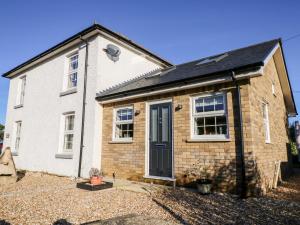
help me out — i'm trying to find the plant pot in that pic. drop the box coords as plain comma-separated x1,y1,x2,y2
90,176,102,185
196,179,212,194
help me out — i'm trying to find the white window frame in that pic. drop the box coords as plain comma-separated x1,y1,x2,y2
62,112,75,153
112,106,134,142
262,103,271,143
14,121,22,153
64,53,78,90
16,76,26,106
190,92,229,140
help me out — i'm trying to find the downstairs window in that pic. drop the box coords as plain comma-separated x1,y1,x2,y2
191,93,228,140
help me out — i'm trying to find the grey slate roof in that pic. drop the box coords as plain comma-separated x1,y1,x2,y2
97,39,280,100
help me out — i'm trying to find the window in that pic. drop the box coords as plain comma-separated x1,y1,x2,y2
272,81,276,96
262,103,270,143
196,53,228,65
14,121,22,152
16,76,26,106
66,53,78,89
113,107,133,141
192,93,228,140
62,113,75,152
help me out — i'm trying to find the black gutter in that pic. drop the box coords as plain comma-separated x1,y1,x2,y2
96,64,263,101
231,71,247,198
78,37,89,178
2,24,172,78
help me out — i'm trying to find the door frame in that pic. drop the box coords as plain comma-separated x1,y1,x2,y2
145,98,174,179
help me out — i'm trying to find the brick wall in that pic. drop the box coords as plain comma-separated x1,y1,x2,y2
101,58,290,194
102,81,252,192
247,57,290,194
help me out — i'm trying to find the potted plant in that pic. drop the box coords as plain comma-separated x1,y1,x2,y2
89,168,103,185
195,167,212,194
187,164,212,194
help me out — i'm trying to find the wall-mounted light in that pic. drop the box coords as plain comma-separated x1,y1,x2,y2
175,104,183,111
135,110,141,116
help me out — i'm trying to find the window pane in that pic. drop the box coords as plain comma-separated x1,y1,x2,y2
217,125,227,134
64,134,73,151
215,95,224,111
195,117,204,126
196,127,204,135
68,72,77,88
204,97,214,112
127,109,133,120
69,55,78,71
65,115,75,131
151,108,158,142
115,123,133,138
128,130,133,138
116,108,133,121
195,98,204,113
162,107,169,142
205,126,216,135
216,116,226,125
205,117,215,126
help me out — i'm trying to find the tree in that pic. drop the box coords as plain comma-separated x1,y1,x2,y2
0,123,4,142
289,123,296,142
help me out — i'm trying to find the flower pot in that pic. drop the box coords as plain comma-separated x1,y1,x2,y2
90,176,102,185
196,179,212,194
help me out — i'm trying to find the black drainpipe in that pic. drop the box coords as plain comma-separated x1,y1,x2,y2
78,37,89,178
231,71,247,198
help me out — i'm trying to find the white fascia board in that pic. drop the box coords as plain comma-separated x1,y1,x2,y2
98,69,263,104
263,43,280,65
99,77,232,104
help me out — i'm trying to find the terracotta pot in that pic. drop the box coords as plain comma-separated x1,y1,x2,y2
90,176,102,185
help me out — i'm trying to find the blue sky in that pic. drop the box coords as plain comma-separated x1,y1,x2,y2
0,0,299,125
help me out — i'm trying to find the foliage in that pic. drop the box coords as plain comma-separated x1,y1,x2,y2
187,160,211,180
289,123,296,142
89,168,101,178
0,123,4,142
290,142,298,156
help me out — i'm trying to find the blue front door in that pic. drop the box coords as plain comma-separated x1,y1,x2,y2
149,102,172,178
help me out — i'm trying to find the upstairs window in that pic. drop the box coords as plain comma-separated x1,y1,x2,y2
262,103,271,143
113,107,133,141
66,53,78,89
16,76,26,106
191,93,228,140
62,113,75,153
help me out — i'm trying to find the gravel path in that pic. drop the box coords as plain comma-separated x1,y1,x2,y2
0,171,300,225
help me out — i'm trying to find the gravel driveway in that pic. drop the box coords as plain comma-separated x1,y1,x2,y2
0,171,300,225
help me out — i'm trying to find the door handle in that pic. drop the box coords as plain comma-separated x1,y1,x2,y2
155,144,166,146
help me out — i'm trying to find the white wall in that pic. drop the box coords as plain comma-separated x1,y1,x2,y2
3,33,163,177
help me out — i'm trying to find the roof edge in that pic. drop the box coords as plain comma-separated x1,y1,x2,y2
96,64,263,102
2,24,173,78
278,39,298,115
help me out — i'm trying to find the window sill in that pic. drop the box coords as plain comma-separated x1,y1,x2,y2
14,104,23,109
55,153,73,159
186,138,231,143
109,140,133,144
59,88,77,97
11,152,18,156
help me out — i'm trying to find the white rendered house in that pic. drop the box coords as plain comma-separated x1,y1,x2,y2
2,24,171,178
